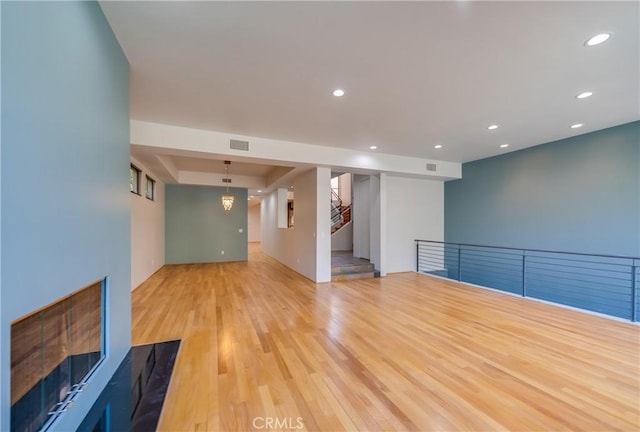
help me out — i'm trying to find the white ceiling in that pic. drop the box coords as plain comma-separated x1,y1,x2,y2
102,1,639,165
130,143,303,197
171,156,276,176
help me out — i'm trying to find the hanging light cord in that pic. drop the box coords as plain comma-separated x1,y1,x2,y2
221,160,235,211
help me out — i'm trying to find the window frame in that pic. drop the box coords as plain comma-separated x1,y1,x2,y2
130,164,141,195
145,175,156,201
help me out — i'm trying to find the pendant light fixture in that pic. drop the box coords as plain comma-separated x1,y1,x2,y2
221,160,234,211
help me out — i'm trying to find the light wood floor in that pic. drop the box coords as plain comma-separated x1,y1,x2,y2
132,244,640,431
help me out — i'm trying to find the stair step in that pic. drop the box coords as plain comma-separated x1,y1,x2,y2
331,272,375,282
331,263,375,275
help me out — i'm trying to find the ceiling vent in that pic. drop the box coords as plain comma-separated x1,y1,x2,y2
222,178,232,183
230,139,249,151
426,163,437,172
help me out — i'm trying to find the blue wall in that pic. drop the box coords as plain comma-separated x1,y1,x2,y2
443,121,640,320
165,184,248,264
1,2,130,430
445,121,640,256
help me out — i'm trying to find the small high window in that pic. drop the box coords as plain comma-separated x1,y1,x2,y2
145,175,156,201
130,164,141,194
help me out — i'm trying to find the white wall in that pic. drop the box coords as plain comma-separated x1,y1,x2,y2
331,222,353,251
261,167,331,282
131,157,165,290
262,170,316,281
338,173,352,205
248,204,261,242
277,188,288,228
370,174,385,275
385,176,444,273
352,175,371,259
315,168,331,282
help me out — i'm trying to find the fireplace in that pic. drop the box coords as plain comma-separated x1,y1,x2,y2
11,279,105,432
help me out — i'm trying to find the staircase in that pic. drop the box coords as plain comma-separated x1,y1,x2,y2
331,176,376,281
339,205,351,224
331,252,379,281
331,205,351,233
331,190,351,234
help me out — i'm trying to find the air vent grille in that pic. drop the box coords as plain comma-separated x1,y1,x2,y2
426,163,437,172
222,178,232,183
230,139,249,151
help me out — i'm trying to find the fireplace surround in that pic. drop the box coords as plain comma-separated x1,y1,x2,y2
11,279,105,432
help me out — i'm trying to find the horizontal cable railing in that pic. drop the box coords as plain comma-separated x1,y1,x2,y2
415,239,640,322
330,204,343,229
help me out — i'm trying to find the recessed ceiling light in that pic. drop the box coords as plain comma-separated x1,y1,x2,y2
369,145,377,150
576,91,593,99
290,185,294,189
585,33,611,46
434,145,443,149
488,124,499,130
333,89,345,97
250,195,254,198
571,123,584,129
500,144,509,148
257,190,263,193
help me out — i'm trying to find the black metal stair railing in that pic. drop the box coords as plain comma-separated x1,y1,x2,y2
331,204,343,230
415,239,640,322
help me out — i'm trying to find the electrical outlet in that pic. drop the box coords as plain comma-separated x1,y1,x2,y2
221,250,225,255
239,228,243,233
